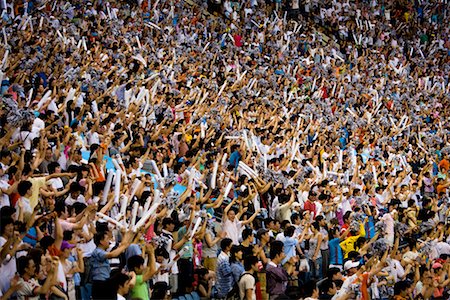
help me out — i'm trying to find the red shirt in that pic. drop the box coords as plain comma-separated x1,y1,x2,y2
303,200,316,218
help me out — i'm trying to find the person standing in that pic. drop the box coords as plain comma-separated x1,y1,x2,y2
216,238,234,299
239,255,259,300
266,241,289,300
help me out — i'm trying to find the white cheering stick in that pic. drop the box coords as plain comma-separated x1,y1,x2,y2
242,130,251,149
1,49,8,69
82,37,87,51
2,27,7,45
189,217,202,240
307,161,322,177
221,153,228,166
133,200,160,232
150,160,164,186
136,36,142,50
120,195,129,226
223,182,233,199
26,88,33,107
217,80,227,98
114,171,121,204
131,201,139,227
36,90,52,110
239,162,258,178
202,42,210,53
129,179,142,200
263,153,268,171
162,163,169,178
372,165,378,183
143,195,152,213
102,170,114,205
165,247,189,270
211,161,219,189
97,212,125,229
346,108,357,118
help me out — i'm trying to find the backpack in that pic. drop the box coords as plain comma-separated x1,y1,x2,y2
226,273,252,300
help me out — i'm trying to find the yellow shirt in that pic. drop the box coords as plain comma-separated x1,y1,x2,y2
29,176,46,209
339,223,366,258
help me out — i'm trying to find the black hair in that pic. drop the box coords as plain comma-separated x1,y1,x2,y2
127,255,145,272
319,279,334,295
242,228,253,241
270,240,284,259
0,217,14,235
230,245,243,263
394,280,411,295
243,255,258,271
94,230,108,246
220,238,233,251
17,256,34,276
18,180,33,196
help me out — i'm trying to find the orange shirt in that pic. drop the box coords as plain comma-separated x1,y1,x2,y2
439,159,449,172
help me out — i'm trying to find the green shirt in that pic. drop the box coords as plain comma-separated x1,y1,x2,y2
131,274,150,300
177,226,193,259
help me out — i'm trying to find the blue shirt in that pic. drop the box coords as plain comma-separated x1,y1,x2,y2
230,261,244,284
328,238,343,266
229,151,241,168
216,252,233,298
365,216,375,239
90,248,110,281
282,237,298,264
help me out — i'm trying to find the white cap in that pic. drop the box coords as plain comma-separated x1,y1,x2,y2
344,260,360,271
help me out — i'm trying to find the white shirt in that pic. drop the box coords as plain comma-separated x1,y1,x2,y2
223,218,243,245
16,197,33,216
0,236,17,294
117,294,126,300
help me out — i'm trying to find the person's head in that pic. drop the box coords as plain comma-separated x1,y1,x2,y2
162,217,175,232
127,255,145,275
60,241,75,259
242,228,253,242
17,256,37,277
319,279,337,296
256,228,269,242
264,218,275,230
155,247,169,263
47,161,61,174
269,241,285,263
0,217,15,238
152,281,172,300
227,207,237,222
291,213,300,225
344,260,360,276
327,267,343,281
94,230,112,249
0,149,11,164
284,225,295,237
243,255,259,272
111,271,131,296
315,215,326,227
18,180,33,197
394,280,412,296
303,280,319,298
220,238,233,253
69,182,82,199
230,245,243,262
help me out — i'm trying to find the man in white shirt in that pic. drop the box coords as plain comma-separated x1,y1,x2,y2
239,255,259,300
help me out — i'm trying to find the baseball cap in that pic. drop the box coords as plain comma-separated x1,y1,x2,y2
344,260,360,271
61,240,75,251
292,202,301,208
432,262,443,269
